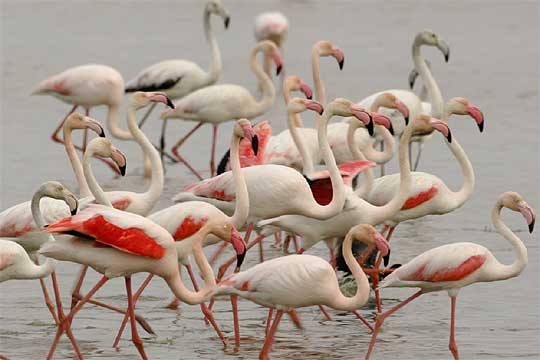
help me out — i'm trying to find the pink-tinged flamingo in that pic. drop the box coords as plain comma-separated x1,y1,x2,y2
111,119,257,345
254,11,288,81
212,224,390,359
31,64,125,174
365,191,536,360
125,0,230,149
161,40,283,179
0,113,104,238
40,138,247,359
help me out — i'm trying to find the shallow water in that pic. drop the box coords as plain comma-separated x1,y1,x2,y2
1,1,539,359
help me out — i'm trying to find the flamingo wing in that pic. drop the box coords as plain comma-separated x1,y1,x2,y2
181,173,236,202
368,172,439,209
45,204,169,259
125,60,203,93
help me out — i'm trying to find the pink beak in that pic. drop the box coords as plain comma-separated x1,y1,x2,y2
350,104,374,136
149,93,175,109
430,118,452,143
467,104,484,132
373,232,391,266
395,99,410,125
333,47,345,70
518,201,536,233
306,100,324,115
299,81,313,100
370,111,394,135
272,52,283,76
231,228,247,269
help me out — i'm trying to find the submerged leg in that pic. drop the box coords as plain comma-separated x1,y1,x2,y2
448,296,460,360
259,310,283,360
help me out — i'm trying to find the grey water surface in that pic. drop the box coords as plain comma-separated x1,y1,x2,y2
1,1,539,359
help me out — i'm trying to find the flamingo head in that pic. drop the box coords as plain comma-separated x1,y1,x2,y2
413,115,452,143
375,93,410,125
287,97,324,116
86,138,127,176
315,40,345,70
501,192,536,233
347,224,391,266
65,112,105,138
415,30,450,62
38,181,79,216
130,91,174,111
211,222,247,270
446,97,485,133
235,118,258,156
337,100,373,136
284,75,312,100
369,110,394,135
206,0,230,29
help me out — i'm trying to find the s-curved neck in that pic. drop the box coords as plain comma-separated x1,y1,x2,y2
229,131,249,228
30,189,59,272
106,104,132,141
444,137,475,210
83,151,112,207
127,105,164,211
327,232,370,310
248,45,276,117
364,99,395,164
203,10,222,86
311,48,326,106
283,84,304,128
490,203,528,280
63,125,91,198
288,108,315,175
347,121,373,198
412,41,444,118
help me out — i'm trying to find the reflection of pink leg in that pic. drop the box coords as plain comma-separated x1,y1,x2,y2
448,296,459,360
125,277,148,360
260,310,283,360
364,290,422,360
171,122,204,180
210,124,218,176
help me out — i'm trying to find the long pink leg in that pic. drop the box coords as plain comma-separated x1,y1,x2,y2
318,305,333,321
265,308,274,335
209,243,229,266
51,105,77,144
210,124,218,176
292,235,299,253
352,310,374,332
259,310,283,360
449,296,460,360
171,122,204,180
372,226,397,312
113,274,155,348
47,275,109,360
125,277,148,360
287,310,303,330
364,290,422,360
82,108,90,152
258,238,264,263
32,255,59,324
272,232,282,248
216,234,266,282
71,265,88,309
231,295,240,349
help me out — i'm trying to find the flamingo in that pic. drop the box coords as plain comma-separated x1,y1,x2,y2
125,0,230,159
254,11,288,81
111,119,257,345
161,40,283,179
364,191,536,360
212,224,390,359
40,137,247,359
310,40,344,111
256,115,452,310
31,64,125,174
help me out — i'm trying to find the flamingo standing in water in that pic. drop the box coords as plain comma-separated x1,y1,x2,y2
125,0,230,164
365,191,536,360
161,40,283,179
111,119,258,346
31,64,125,174
212,224,390,359
40,138,247,359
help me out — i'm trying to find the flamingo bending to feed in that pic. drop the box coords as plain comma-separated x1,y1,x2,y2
31,64,125,174
161,40,283,179
254,11,288,81
125,0,230,157
112,118,257,345
40,138,247,359
364,192,536,360
212,224,390,359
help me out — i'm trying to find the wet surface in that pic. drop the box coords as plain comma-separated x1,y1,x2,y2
1,1,539,359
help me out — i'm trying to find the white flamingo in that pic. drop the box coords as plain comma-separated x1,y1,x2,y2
161,40,282,179
364,191,535,360
254,11,288,81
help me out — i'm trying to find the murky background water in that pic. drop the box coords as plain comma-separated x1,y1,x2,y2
1,0,539,359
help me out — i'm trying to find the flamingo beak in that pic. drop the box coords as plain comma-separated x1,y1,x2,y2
408,68,419,89
84,117,106,137
430,118,452,143
63,190,79,216
437,39,450,62
272,52,283,76
518,201,536,233
373,232,391,266
306,100,324,115
150,93,175,109
224,16,230,29
299,81,313,100
351,105,374,136
395,99,410,125
241,123,258,156
231,228,247,270
370,111,394,135
333,47,345,70
111,147,127,176
467,104,484,133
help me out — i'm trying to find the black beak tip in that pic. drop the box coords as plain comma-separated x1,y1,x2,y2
409,80,415,89
236,251,246,269
478,121,484,133
70,208,78,216
338,59,344,71
404,116,409,125
224,17,230,29
306,94,312,100
446,130,452,143
276,65,283,76
388,123,395,136
119,165,127,176
251,135,259,156
166,98,175,109
445,53,450,63
390,263,402,270
99,129,106,138
383,252,390,267
367,119,374,136
529,219,535,233
318,108,324,115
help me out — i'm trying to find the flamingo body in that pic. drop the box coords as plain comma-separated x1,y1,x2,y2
0,240,56,282
254,12,288,46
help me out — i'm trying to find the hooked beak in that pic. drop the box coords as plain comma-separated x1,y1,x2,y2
371,111,394,135
272,52,283,76
306,100,324,115
518,201,536,233
111,147,127,176
351,105,374,136
408,68,419,89
437,38,450,63
373,232,391,266
150,93,175,109
63,190,79,216
240,122,258,156
333,47,345,70
224,16,230,29
395,99,410,126
299,81,313,100
430,118,452,143
231,228,247,270
467,104,484,133
84,117,105,137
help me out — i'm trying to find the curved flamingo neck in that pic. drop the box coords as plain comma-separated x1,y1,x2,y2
30,190,58,271
444,137,475,210
283,83,304,127
311,48,326,106
327,232,370,310
203,10,222,86
490,202,528,280
127,105,164,212
83,150,112,207
288,107,315,175
63,125,91,198
229,130,249,228
248,45,276,117
106,104,132,141
364,100,395,164
412,40,444,118
347,121,373,198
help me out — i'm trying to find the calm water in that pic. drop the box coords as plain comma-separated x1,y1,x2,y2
1,1,539,359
